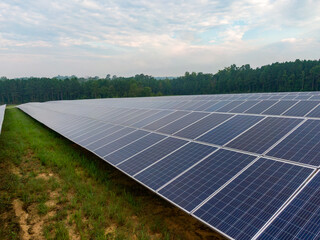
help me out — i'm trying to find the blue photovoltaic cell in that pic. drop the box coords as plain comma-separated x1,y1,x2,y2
310,95,320,100
120,110,157,126
78,125,123,146
108,108,140,123
159,149,256,212
110,109,145,123
170,101,189,110
245,100,277,114
226,117,302,154
94,130,149,157
63,119,96,135
307,105,320,118
135,142,216,190
229,101,260,113
68,122,105,139
182,101,209,111
258,172,320,240
194,158,313,240
215,101,244,112
131,110,172,128
105,133,166,165
117,137,188,175
281,95,297,100
295,95,311,100
204,101,231,112
283,100,320,117
72,123,113,142
261,101,297,115
85,127,135,151
266,120,320,166
198,115,263,146
143,111,189,130
156,112,209,134
174,113,233,139
193,101,218,111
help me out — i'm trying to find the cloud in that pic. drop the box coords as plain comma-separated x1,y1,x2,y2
0,0,319,78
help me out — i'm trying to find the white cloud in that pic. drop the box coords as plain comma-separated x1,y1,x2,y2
0,0,319,78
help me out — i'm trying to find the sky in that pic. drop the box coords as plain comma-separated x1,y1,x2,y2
0,0,320,78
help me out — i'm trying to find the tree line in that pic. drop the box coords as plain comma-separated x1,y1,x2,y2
1,59,320,104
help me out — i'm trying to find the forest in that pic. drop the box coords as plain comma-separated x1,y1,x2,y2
1,59,320,104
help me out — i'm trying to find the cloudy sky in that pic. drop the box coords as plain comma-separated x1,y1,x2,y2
1,0,320,78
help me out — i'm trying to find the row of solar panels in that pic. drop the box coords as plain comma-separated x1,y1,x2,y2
0,105,5,134
18,94,320,240
27,99,320,168
66,97,320,119
79,91,320,102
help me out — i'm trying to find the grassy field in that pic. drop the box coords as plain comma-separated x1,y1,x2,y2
0,108,224,240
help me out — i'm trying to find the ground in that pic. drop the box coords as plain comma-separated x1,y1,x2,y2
0,108,226,240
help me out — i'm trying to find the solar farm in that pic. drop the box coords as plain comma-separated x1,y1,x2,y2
13,91,320,240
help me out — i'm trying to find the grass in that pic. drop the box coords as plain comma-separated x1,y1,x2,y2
0,108,222,240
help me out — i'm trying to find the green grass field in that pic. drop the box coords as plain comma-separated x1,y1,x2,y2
0,108,223,240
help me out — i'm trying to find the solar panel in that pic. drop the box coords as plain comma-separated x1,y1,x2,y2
85,127,135,151
131,110,173,128
198,115,263,146
156,112,209,134
229,101,260,113
0,105,5,134
193,101,218,111
261,100,297,115
17,93,320,240
204,101,231,112
72,123,113,142
68,121,106,139
120,109,158,126
307,105,320,118
134,142,216,190
193,158,313,240
226,117,302,154
266,120,320,166
257,171,320,240
117,137,188,175
282,100,320,117
174,113,233,139
78,125,123,146
143,111,189,130
94,130,149,157
105,133,166,165
244,100,277,114
216,101,245,112
159,149,256,212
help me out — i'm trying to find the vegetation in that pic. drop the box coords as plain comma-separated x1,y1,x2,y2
1,59,320,104
0,108,223,240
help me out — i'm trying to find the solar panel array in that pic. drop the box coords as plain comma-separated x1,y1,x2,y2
0,105,5,134
18,91,320,240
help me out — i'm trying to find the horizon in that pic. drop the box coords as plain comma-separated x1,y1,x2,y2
1,0,320,78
